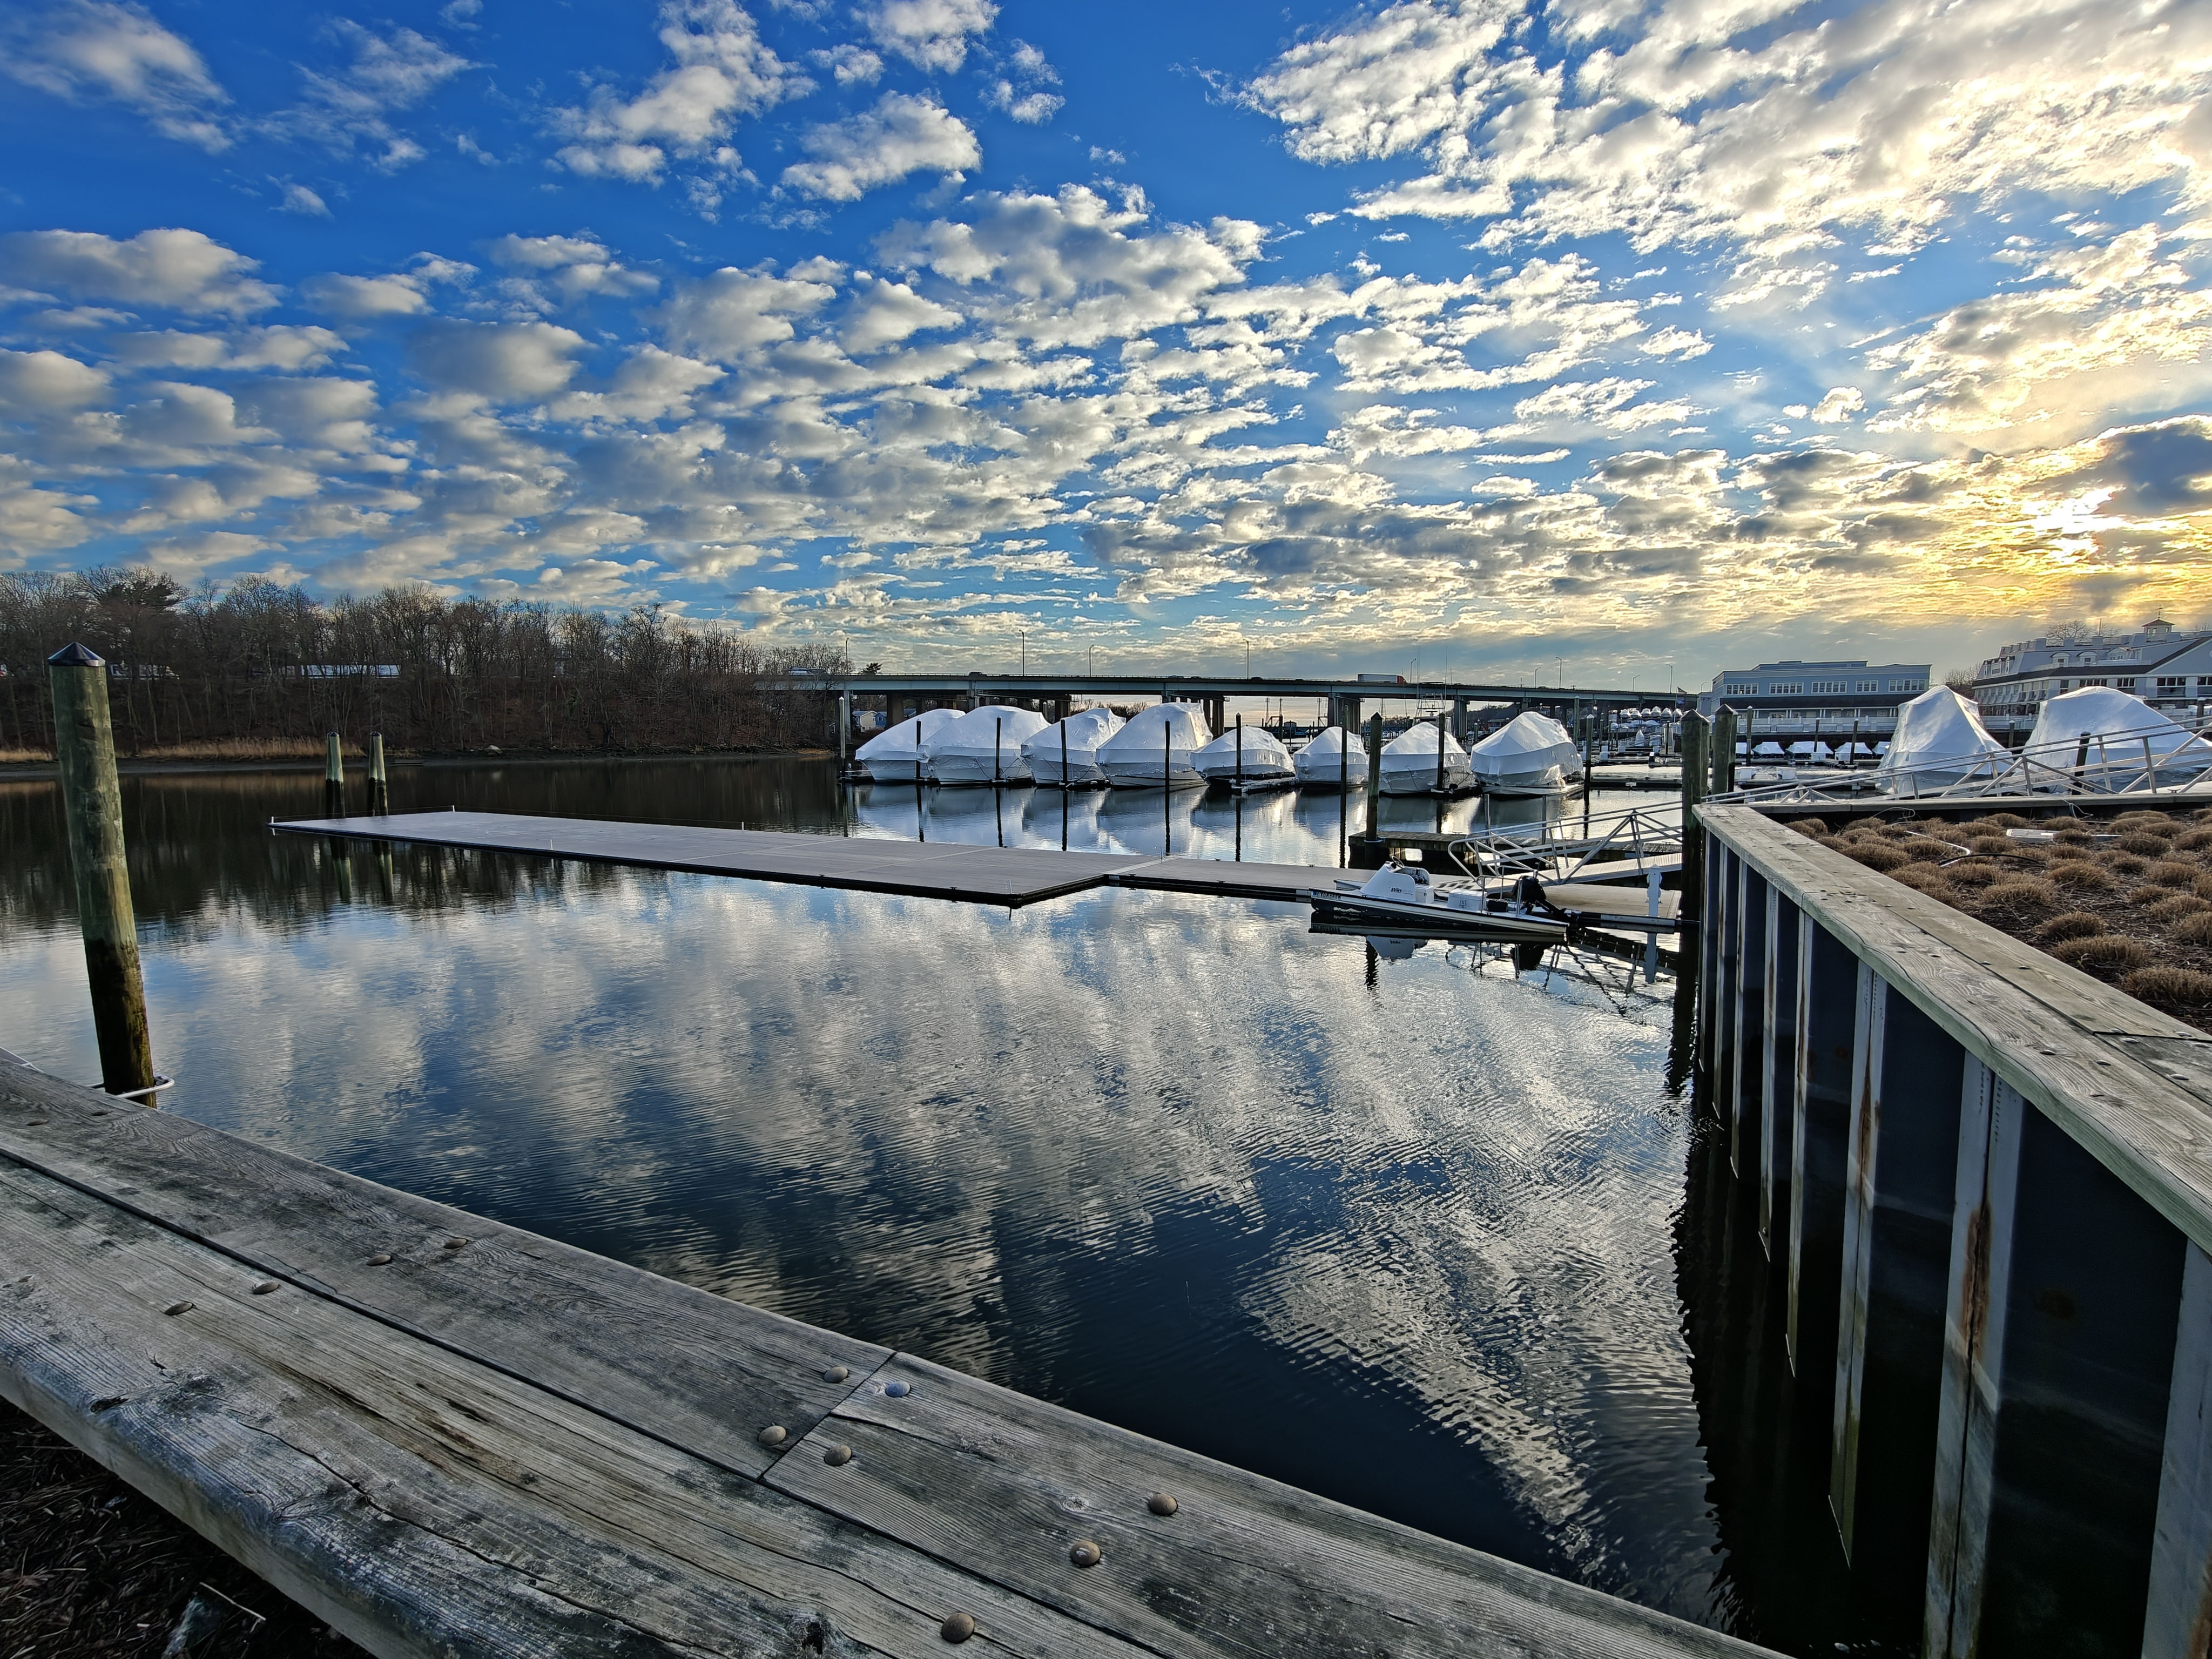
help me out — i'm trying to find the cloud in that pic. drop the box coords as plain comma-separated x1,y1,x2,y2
0,228,276,316
2,1,229,150
781,93,980,202
651,264,839,359
813,44,882,86
278,21,472,170
0,347,112,415
406,320,588,402
840,276,963,355
553,0,804,184
985,37,1061,124
862,0,996,72
111,325,348,372
484,234,659,304
277,183,332,218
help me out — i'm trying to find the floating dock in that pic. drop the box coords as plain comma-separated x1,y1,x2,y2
274,811,1357,906
0,1054,1772,1657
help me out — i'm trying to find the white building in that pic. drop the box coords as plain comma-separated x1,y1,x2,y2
1694,658,1930,733
1973,619,2212,730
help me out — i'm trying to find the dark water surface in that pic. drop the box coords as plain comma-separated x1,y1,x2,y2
0,757,1872,1651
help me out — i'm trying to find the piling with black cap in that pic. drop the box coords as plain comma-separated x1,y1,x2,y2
368,731,390,815
47,643,157,1096
324,731,344,817
1350,712,1386,868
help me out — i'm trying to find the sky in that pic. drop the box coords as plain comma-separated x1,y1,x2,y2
0,0,2208,690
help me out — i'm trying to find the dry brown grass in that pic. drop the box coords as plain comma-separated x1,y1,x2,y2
2107,851,2152,877
1843,841,1910,872
1786,817,1827,837
2049,859,2117,891
2114,811,2180,832
2146,895,2212,924
2177,827,2212,852
2117,831,2175,856
2052,935,2153,970
1945,860,2001,889
2147,860,2202,888
1974,879,2058,927
2178,914,2212,947
2046,840,2094,860
1898,836,1954,863
2036,911,2109,943
1891,866,1957,901
2197,873,2212,902
2123,967,2212,1011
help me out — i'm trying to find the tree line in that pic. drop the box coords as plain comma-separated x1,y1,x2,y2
0,569,850,758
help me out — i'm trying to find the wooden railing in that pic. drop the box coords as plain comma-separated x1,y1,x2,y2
1695,804,2212,1657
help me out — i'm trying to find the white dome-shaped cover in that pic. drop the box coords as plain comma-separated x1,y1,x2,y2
1379,720,1474,794
1293,724,1371,786
924,705,1051,783
1097,702,1213,787
857,707,963,780
2022,685,2212,790
1875,688,2011,793
1021,706,1124,785
1195,724,1293,781
1467,712,1577,790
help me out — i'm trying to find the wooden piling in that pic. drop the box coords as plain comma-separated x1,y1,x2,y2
1711,706,1738,797
46,644,157,1097
367,731,390,816
323,731,343,817
1680,711,1708,962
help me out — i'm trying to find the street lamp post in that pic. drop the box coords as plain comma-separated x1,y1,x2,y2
1020,630,1027,676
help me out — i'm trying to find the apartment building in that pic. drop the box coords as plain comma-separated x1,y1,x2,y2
1972,619,2212,730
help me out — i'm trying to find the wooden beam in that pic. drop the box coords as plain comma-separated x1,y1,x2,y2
1788,919,1857,1380
1761,892,1801,1256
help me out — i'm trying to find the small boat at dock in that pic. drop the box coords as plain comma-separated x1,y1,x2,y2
1379,721,1474,795
1022,706,1124,786
1195,725,1296,789
1098,703,1212,788
1293,725,1370,790
1468,712,1579,797
856,708,962,783
925,705,1051,784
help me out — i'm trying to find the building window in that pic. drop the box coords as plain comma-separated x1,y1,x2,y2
1767,681,1803,696
1885,678,1925,691
1853,679,1876,692
1724,680,1758,696
1810,679,1847,693
2156,677,2187,697
2082,678,2107,688
2117,677,2137,691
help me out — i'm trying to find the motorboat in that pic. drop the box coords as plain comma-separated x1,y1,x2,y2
1293,725,1370,790
857,708,962,783
1022,706,1123,786
1303,860,1681,940
1195,724,1295,788
1752,740,1788,760
1380,720,1474,795
1097,703,1213,788
1874,689,2012,793
923,705,1050,784
1467,712,1579,795
1788,740,1835,762
2020,686,2212,791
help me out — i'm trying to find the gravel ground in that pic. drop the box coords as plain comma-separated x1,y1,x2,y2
1793,804,2212,1035
0,1399,363,1658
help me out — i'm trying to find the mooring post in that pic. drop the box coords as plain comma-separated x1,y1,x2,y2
324,731,343,817
367,731,390,815
1680,710,1708,934
47,643,157,1097
2147,1245,2212,1659
1350,712,1385,868
1711,706,1737,797
1729,862,1768,1172
840,690,852,768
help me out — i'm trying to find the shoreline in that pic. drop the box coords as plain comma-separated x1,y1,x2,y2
0,748,837,782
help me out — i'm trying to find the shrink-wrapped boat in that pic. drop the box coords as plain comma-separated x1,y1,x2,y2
1021,707,1123,786
857,708,962,783
1467,712,1577,795
923,705,1050,784
1195,725,1294,785
1874,689,2011,793
1097,703,1212,787
2020,686,2212,791
1292,725,1371,790
1380,721,1474,794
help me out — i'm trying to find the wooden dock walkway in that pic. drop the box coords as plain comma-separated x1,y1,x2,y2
274,811,1357,906
0,1053,1773,1658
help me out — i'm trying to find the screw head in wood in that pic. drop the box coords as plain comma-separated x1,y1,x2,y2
758,1425,788,1447
443,1237,468,1250
823,1365,849,1382
164,1300,194,1316
824,1444,853,1466
939,1611,975,1643
1147,1492,1178,1516
252,1279,279,1295
882,1380,911,1398
366,1253,392,1266
25,1120,46,1127
1069,1540,1102,1568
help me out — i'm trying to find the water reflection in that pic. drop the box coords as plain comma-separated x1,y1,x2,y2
0,757,1786,1645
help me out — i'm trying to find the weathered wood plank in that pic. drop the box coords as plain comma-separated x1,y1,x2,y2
0,1157,1150,1659
767,1352,1774,1659
2144,1242,2212,1659
0,1062,886,1481
1700,806,2212,1256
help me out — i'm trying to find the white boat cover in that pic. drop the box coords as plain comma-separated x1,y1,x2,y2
2021,686,2212,790
1752,741,1786,759
1020,706,1124,785
1380,721,1474,794
1874,689,2011,793
1097,703,1213,787
856,707,962,781
1467,712,1576,791
1195,725,1294,781
1292,725,1371,787
1787,740,1833,760
923,705,1050,783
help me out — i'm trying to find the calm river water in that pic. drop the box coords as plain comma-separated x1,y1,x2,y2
0,756,1880,1654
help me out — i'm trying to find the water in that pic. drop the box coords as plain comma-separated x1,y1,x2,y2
0,757,1859,1650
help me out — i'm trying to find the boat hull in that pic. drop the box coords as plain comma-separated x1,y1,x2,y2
928,755,1034,785
1100,757,1205,788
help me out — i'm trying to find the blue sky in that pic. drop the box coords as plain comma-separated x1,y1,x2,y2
2,0,2208,687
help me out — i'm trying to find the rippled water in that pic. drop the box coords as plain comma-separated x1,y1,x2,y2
0,757,1823,1644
